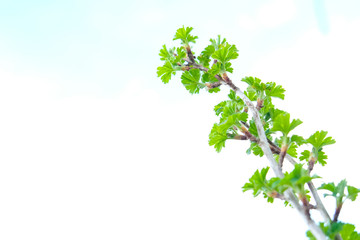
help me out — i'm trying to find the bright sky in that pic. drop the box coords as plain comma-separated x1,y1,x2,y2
1,1,360,239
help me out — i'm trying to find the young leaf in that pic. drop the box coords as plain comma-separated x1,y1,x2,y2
209,124,228,152
159,45,174,61
201,72,218,83
242,167,270,197
265,82,286,100
319,180,347,204
290,135,306,146
299,150,310,162
246,142,264,157
347,186,360,201
281,164,319,194
210,35,227,50
212,43,239,64
157,61,177,83
307,131,336,150
272,112,302,136
317,150,328,166
287,142,298,158
173,26,198,45
340,223,360,239
181,69,204,94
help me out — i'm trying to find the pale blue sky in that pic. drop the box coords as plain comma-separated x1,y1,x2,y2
1,1,360,239
1,0,359,97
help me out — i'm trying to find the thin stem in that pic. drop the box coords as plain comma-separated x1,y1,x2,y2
333,202,343,222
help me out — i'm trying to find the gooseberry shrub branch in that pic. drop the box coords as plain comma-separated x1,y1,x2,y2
156,26,360,240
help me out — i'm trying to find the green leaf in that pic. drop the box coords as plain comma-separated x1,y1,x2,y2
244,90,257,101
228,90,244,104
209,124,228,152
242,76,266,92
265,82,286,100
287,142,298,158
212,43,239,64
242,167,270,197
299,149,328,166
210,35,227,50
248,120,258,137
175,47,187,62
220,101,247,121
281,164,319,194
318,182,336,196
173,26,198,45
347,186,360,201
224,62,234,73
290,135,305,146
201,72,218,83
208,61,222,76
181,69,204,94
340,223,360,240
159,45,174,61
317,150,328,166
307,131,336,150
319,180,347,204
272,112,302,136
157,61,177,83
246,142,264,157
208,87,221,93
307,222,360,240
299,150,310,161
213,101,226,116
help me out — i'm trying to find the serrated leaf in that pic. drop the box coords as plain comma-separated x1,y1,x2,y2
209,124,228,152
244,90,257,101
201,72,218,83
181,69,204,94
212,43,239,63
173,26,198,45
307,131,336,150
340,223,360,240
221,101,247,121
159,45,174,61
290,135,306,146
228,89,243,103
287,143,298,158
175,47,186,62
319,182,336,194
319,180,347,204
299,150,310,161
224,62,233,73
272,112,302,136
157,61,176,84
265,82,286,100
281,164,319,194
198,44,215,68
210,35,227,50
246,142,264,157
347,186,360,201
242,167,270,196
317,150,328,166
208,87,221,93
248,120,258,137
213,101,226,116
208,61,222,76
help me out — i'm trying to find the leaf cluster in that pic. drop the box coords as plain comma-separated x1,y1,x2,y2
242,164,317,204
299,131,336,167
306,222,360,240
319,180,360,205
157,26,242,95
